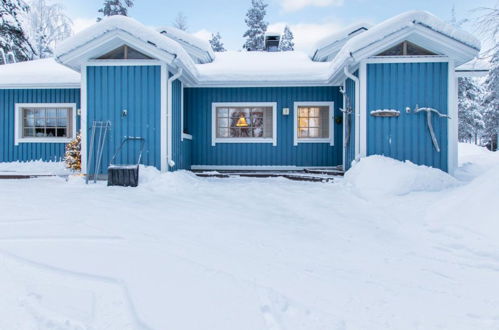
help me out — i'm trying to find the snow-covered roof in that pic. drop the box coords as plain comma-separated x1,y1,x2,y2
0,11,480,88
311,22,371,61
157,26,214,64
0,58,80,88
456,57,490,77
195,51,330,85
326,10,481,83
55,16,198,74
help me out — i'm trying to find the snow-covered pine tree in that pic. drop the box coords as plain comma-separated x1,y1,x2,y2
209,32,225,52
242,0,268,51
0,0,34,62
482,49,499,150
97,0,134,22
173,12,188,31
24,0,72,59
279,25,294,51
64,132,81,171
458,77,484,143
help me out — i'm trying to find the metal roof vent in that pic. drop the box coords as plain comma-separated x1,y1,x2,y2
264,32,281,52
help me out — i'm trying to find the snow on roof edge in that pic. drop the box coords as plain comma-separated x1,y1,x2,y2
0,58,81,88
311,22,372,57
156,26,215,60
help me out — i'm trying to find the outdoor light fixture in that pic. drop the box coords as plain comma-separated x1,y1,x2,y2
236,115,249,127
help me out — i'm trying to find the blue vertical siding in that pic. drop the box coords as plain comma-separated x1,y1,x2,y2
185,87,343,167
344,78,356,170
171,78,191,170
87,66,161,174
366,62,448,171
0,89,81,162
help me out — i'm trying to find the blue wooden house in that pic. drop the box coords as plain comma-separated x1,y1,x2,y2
0,11,482,176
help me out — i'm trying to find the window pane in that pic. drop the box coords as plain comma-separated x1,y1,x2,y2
57,108,68,118
217,128,229,138
57,117,68,126
309,108,320,117
297,105,330,139
35,118,45,127
20,106,72,140
229,128,240,137
216,105,273,139
46,117,57,127
309,118,320,127
24,118,35,127
309,128,320,138
56,128,67,137
299,107,308,117
24,109,34,119
217,108,228,117
298,118,309,128
34,109,45,118
23,128,35,137
46,108,57,117
217,118,228,128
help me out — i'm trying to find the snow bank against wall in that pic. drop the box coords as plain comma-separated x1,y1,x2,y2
344,155,458,198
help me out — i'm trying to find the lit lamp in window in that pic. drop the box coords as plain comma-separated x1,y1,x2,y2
236,114,249,127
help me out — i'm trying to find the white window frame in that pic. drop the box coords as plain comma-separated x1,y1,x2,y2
14,103,77,145
293,101,334,146
211,102,277,146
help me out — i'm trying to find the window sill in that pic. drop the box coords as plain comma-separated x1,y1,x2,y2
16,138,72,145
212,138,276,146
295,139,333,145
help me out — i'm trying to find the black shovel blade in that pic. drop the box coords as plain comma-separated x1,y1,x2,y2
107,165,139,187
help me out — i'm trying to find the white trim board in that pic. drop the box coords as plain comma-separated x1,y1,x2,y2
160,64,168,172
448,59,458,175
81,65,88,174
191,165,340,171
14,103,77,145
293,101,335,146
211,102,278,147
84,59,163,66
0,83,81,90
364,55,450,64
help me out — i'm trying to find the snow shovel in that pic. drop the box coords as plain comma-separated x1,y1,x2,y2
107,137,145,187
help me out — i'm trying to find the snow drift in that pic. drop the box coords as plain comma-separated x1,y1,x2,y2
344,155,458,198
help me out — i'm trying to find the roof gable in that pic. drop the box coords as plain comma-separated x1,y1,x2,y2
54,16,197,75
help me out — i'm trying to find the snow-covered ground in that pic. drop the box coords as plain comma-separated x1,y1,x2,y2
0,143,498,330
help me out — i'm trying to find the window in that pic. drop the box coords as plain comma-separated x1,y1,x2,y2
15,103,76,145
377,41,436,56
294,102,334,145
97,45,153,60
212,102,277,146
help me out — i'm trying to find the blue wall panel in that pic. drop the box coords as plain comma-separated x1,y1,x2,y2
344,78,356,171
0,89,81,162
171,78,191,170
366,62,448,171
87,66,160,174
185,87,343,167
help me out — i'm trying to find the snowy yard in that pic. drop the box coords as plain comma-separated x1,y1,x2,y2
0,144,498,330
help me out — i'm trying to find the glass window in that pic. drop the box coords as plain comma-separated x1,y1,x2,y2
377,41,436,56
215,106,273,140
21,106,72,139
98,45,153,60
297,106,330,139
